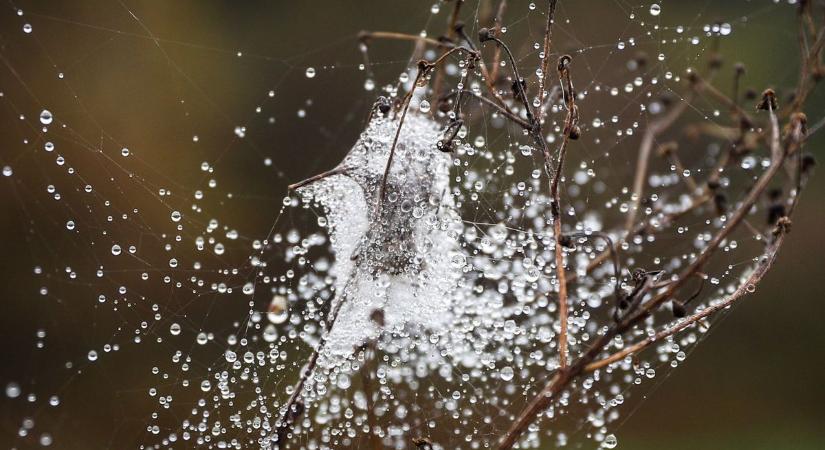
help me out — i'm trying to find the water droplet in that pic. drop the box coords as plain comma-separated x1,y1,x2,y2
602,434,618,448
169,323,181,336
500,366,514,381
111,244,122,256
39,109,53,125
305,67,316,78
5,382,21,398
170,211,181,222
2,166,12,177
268,295,288,324
87,350,98,361
720,23,732,36
23,23,32,33
419,100,431,113
649,4,661,16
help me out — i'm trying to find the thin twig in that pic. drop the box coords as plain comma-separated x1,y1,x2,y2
551,55,578,368
585,228,788,372
359,31,455,49
537,0,559,123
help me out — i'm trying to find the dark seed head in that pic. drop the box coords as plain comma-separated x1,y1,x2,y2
568,125,581,140
801,152,816,173
376,96,391,115
557,54,572,71
478,27,494,43
672,301,687,318
756,88,777,111
734,62,746,75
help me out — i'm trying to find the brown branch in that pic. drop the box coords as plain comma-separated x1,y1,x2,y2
498,88,802,450
288,167,347,191
358,31,455,49
622,90,693,232
551,55,578,369
442,89,531,129
273,276,354,448
432,0,465,100
488,0,509,83
586,226,788,372
537,0,559,124
378,64,424,208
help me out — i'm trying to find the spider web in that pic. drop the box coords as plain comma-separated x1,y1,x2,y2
0,1,810,449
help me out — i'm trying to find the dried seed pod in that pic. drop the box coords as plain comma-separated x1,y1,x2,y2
478,27,493,42
756,88,777,111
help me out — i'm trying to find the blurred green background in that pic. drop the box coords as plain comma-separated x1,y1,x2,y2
0,1,823,448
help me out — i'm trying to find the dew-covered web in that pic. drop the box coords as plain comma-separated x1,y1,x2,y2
0,1,816,449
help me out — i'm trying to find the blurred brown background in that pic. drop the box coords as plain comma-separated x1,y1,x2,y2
0,1,823,449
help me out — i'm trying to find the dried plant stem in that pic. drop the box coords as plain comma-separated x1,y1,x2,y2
551,55,579,369
585,228,787,372
628,105,786,322
662,145,700,193
379,46,478,206
443,89,531,129
537,0,558,123
378,67,422,208
288,167,347,191
789,17,825,112
432,0,465,99
488,0,508,82
552,199,570,367
359,31,454,50
501,224,790,449
273,278,353,448
497,94,799,450
622,93,692,232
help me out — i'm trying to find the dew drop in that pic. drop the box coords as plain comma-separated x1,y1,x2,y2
5,382,21,398
39,433,53,447
39,109,53,125
602,434,618,448
267,295,288,324
500,366,514,381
